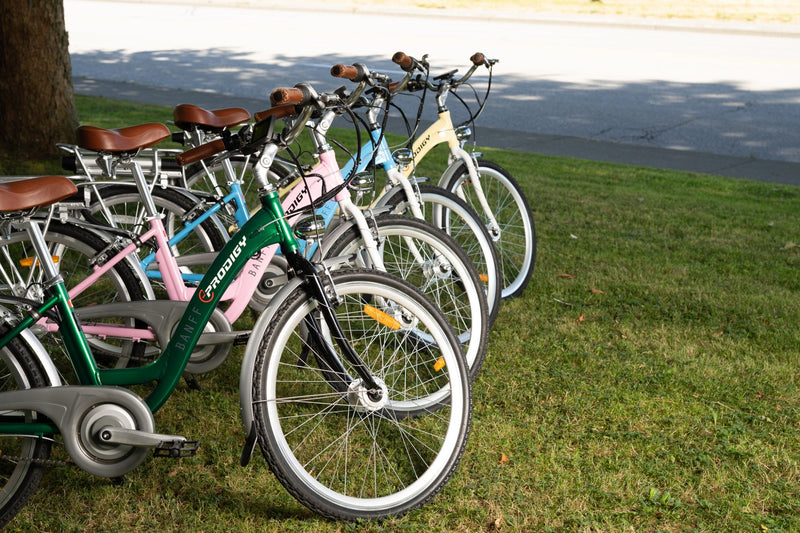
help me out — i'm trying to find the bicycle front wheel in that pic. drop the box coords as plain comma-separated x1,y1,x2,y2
250,269,471,520
322,214,489,381
376,182,502,326
0,221,149,370
440,158,536,299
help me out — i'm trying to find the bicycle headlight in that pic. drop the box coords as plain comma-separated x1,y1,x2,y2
391,148,414,167
454,125,472,142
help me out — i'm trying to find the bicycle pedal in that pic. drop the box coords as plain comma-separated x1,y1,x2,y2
153,439,200,459
184,374,202,391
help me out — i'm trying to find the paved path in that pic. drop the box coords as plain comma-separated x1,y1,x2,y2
65,0,800,185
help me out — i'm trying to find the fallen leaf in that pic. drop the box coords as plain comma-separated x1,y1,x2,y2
556,272,575,279
590,287,604,294
781,242,798,251
168,469,179,477
499,452,510,464
492,516,503,530
576,314,585,324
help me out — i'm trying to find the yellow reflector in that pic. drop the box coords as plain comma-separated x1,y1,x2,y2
19,256,59,267
363,304,401,330
479,273,489,283
434,357,446,372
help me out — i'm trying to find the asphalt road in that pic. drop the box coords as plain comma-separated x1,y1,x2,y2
64,0,800,182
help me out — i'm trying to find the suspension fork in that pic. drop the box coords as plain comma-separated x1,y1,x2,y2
284,250,380,393
384,166,426,220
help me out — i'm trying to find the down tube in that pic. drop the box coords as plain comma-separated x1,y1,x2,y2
104,194,295,412
399,113,457,178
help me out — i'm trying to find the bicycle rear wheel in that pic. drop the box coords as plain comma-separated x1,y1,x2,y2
86,183,227,267
440,158,536,299
0,327,53,529
250,269,471,520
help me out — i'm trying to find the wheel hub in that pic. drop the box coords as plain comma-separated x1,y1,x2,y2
423,256,452,281
347,377,388,412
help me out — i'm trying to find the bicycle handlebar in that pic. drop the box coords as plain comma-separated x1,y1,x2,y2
253,103,300,123
394,51,496,91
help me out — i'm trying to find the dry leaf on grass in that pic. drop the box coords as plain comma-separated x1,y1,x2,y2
556,272,576,279
590,287,604,294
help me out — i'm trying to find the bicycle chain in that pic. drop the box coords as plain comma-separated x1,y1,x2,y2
0,453,72,468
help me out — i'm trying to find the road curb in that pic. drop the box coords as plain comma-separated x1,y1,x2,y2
73,77,800,186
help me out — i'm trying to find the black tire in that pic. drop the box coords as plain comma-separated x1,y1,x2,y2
251,269,471,520
440,158,536,299
0,327,52,529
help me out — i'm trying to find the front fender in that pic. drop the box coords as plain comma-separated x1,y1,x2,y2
237,254,355,440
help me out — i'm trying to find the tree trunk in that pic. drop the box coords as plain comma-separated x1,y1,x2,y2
0,0,77,160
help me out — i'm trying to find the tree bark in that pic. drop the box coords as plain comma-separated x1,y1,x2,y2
0,0,77,160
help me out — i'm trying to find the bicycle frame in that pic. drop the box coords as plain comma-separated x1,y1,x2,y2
138,179,250,283
32,134,389,351
399,109,501,236
0,186,297,417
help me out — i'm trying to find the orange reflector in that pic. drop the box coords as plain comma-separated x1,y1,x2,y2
363,304,401,330
479,273,489,283
19,256,59,267
434,357,446,372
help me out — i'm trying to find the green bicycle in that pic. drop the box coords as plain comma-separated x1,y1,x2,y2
0,103,472,525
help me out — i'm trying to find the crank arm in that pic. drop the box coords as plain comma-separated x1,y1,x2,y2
97,426,196,455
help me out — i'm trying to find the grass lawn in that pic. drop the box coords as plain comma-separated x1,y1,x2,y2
3,95,800,532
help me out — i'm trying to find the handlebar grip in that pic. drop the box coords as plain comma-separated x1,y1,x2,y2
471,52,486,66
269,84,316,105
270,87,305,106
175,138,226,167
253,103,300,123
392,51,415,72
331,64,364,81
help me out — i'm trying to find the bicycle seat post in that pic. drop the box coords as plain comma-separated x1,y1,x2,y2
118,157,162,220
20,218,62,284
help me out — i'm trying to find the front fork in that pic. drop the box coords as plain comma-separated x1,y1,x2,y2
284,250,381,393
448,147,502,240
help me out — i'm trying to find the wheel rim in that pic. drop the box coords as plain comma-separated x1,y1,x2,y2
257,278,468,513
